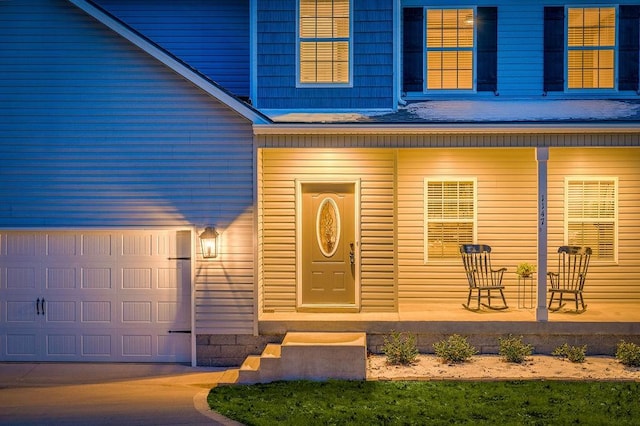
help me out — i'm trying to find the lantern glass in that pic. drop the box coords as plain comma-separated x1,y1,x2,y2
199,227,219,258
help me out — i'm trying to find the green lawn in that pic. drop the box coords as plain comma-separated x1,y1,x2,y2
208,380,640,425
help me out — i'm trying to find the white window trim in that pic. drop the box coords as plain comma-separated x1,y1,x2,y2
564,5,619,92
424,6,478,94
423,177,478,263
564,176,618,263
296,0,354,88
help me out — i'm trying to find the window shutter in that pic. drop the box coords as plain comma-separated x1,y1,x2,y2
402,7,424,93
619,6,640,92
476,7,497,93
544,7,564,92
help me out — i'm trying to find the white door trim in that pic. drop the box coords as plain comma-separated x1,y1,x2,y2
295,178,361,311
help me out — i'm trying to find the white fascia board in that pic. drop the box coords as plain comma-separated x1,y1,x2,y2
69,0,270,125
253,123,640,136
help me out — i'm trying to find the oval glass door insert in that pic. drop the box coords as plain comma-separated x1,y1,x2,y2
316,197,341,257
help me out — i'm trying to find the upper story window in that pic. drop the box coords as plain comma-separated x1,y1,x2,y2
545,6,640,93
403,7,497,95
424,178,477,261
426,9,474,90
298,0,350,85
565,178,617,262
567,7,616,89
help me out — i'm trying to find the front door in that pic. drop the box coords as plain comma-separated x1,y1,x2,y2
299,182,357,308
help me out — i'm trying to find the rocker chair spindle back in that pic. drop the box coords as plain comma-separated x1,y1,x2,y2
548,246,592,312
459,244,508,311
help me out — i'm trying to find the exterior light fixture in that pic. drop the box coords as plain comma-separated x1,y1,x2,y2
199,226,219,259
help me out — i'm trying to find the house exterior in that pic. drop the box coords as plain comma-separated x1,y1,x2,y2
1,0,639,366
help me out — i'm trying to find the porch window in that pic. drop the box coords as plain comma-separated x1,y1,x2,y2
299,0,350,84
424,179,476,261
567,7,616,89
426,8,474,90
565,178,617,261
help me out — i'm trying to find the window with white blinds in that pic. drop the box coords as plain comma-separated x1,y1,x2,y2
565,178,617,261
424,179,476,261
299,0,350,84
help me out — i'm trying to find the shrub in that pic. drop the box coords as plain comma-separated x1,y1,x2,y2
433,334,477,364
499,335,533,363
615,340,640,367
382,331,419,365
552,343,587,363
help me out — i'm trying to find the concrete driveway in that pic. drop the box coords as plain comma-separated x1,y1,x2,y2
0,363,242,425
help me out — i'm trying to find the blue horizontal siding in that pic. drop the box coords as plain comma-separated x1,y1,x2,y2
94,0,250,99
256,0,394,110
0,0,254,229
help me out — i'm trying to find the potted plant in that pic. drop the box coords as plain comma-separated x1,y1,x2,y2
516,262,536,278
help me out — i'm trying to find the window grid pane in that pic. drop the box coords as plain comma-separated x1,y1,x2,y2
426,8,474,90
299,0,350,84
567,7,616,89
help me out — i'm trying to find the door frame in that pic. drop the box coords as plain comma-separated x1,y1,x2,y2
295,178,361,311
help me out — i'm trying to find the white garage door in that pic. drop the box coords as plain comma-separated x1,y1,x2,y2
0,230,191,363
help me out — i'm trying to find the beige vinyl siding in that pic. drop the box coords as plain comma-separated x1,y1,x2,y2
397,148,538,310
548,148,640,303
259,148,396,312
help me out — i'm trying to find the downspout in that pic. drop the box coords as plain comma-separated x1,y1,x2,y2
536,147,549,322
394,0,407,107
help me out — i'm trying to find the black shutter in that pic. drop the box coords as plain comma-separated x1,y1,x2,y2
403,7,424,93
544,7,564,93
476,7,498,93
619,6,640,92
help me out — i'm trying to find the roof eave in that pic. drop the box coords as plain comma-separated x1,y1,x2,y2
253,122,640,136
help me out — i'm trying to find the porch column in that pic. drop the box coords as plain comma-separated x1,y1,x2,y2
536,147,549,322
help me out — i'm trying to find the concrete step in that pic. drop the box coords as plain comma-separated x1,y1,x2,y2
215,369,239,387
262,343,281,358
240,355,261,371
231,332,368,385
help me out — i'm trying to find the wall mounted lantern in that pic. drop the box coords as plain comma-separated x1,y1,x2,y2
199,226,219,259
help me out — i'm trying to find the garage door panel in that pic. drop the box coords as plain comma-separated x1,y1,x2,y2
45,300,77,323
46,267,77,289
0,230,191,362
6,266,37,289
46,334,78,357
81,266,113,289
7,300,37,323
6,332,38,356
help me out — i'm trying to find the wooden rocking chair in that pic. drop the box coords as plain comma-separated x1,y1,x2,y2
548,246,591,312
459,244,508,311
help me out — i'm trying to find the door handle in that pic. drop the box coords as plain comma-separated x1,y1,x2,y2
36,298,40,315
349,243,355,265
41,298,45,316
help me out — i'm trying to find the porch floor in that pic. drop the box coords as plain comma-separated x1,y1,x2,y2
260,302,640,324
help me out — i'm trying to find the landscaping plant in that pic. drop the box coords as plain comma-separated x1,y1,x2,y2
433,334,477,363
616,340,640,367
381,331,419,365
552,343,587,363
498,334,533,363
